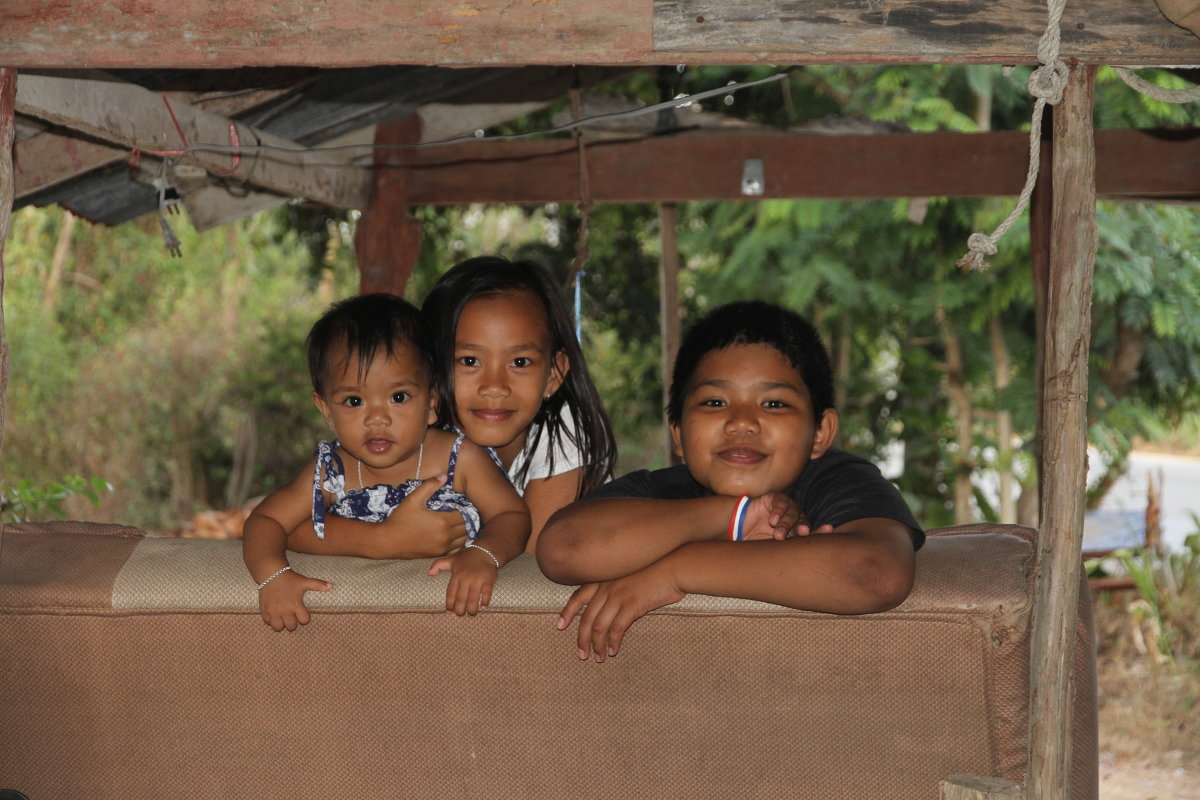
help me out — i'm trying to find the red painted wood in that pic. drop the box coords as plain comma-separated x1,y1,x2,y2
403,129,1199,204
2,0,1198,67
354,117,423,297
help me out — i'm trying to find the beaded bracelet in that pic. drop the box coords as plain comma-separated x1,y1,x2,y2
728,495,751,541
464,542,501,568
256,565,292,591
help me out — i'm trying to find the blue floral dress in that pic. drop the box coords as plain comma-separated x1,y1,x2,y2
311,432,481,540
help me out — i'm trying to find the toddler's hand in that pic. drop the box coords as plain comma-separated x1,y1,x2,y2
428,547,498,616
258,569,332,632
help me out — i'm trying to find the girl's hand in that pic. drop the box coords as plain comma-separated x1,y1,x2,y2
376,474,470,557
428,547,498,616
257,569,332,632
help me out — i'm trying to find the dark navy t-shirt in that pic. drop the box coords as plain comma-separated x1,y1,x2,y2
587,447,924,550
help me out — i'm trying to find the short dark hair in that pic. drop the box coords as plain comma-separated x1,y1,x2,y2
306,293,434,397
422,256,616,495
667,301,835,425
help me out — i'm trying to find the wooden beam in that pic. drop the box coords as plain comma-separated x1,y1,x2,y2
15,85,299,198
354,117,423,296
655,0,1200,64
403,129,1200,204
0,68,15,557
14,73,369,209
1,0,1197,67
1027,64,1097,800
184,100,552,231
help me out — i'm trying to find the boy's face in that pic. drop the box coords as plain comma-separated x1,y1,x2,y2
669,343,837,497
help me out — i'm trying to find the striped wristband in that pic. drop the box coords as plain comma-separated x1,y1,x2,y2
728,495,751,541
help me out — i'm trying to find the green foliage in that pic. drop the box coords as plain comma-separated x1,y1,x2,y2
1,477,112,524
1112,529,1200,665
2,204,357,529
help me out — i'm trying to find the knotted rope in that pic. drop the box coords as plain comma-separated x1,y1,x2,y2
956,0,1198,272
957,0,1069,271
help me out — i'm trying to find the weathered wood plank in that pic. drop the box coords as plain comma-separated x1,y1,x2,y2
654,0,1200,64
0,68,15,557
0,0,651,69
1027,64,1097,800
940,774,1024,799
1,0,1197,67
403,129,1199,204
14,73,369,209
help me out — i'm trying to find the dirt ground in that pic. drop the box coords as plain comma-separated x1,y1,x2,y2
1100,753,1199,800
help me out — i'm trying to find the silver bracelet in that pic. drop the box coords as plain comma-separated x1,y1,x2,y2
464,542,500,568
256,565,292,591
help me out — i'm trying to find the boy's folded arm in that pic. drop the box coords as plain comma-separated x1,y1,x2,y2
536,495,741,585
663,517,916,614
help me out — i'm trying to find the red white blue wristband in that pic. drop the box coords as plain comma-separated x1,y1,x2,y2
728,495,751,541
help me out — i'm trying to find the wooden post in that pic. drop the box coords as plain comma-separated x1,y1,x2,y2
353,116,423,296
0,68,16,555
1026,64,1097,800
1029,107,1053,507
658,202,682,465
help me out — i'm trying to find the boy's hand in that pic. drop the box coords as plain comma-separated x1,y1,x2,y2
741,493,835,541
556,562,686,663
257,569,332,632
428,547,498,616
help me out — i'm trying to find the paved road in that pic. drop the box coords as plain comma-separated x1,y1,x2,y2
1095,450,1200,552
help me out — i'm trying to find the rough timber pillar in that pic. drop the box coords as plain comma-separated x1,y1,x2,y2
0,68,17,556
1027,64,1097,800
354,116,423,297
658,202,682,465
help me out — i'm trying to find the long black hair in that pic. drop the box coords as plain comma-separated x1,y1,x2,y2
422,256,616,495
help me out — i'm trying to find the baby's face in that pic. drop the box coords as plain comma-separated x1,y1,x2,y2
313,342,436,477
670,343,833,497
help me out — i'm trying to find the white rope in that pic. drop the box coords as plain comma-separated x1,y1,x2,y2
957,0,1069,272
1112,66,1200,103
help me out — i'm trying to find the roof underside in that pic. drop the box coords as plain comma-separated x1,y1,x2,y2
5,1,1199,228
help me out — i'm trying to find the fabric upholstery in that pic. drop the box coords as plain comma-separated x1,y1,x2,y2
0,521,1097,799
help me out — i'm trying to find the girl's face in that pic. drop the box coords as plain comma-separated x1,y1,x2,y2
312,342,437,481
669,343,837,497
451,291,568,467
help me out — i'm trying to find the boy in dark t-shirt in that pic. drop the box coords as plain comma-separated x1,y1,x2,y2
536,301,923,662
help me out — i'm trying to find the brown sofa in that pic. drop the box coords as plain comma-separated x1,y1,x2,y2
0,521,1096,799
